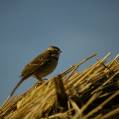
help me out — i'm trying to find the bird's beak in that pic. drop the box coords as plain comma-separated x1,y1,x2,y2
60,50,62,53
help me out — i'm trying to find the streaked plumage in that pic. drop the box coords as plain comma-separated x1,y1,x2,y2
9,46,61,97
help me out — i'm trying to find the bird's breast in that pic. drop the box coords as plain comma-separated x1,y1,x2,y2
33,57,58,78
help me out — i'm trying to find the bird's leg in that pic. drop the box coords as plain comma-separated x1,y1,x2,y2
34,75,45,84
34,76,46,88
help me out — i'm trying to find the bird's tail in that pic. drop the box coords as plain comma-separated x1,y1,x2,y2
1,78,25,107
9,78,25,97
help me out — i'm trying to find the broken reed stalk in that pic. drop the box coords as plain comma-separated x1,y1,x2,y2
53,75,68,111
0,53,119,119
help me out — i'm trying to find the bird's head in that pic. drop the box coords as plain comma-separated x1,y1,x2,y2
47,46,62,54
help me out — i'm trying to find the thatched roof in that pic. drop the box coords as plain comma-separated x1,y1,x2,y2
0,53,119,119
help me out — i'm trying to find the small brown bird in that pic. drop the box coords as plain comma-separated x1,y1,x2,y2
10,46,62,97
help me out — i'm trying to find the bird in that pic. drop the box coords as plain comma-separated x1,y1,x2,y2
9,46,62,97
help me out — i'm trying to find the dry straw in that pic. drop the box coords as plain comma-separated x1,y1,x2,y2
0,53,119,119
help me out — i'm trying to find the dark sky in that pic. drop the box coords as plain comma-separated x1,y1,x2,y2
0,0,119,104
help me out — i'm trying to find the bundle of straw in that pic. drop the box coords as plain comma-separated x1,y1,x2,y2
0,53,119,119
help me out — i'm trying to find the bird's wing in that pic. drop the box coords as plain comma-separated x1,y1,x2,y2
21,51,50,79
